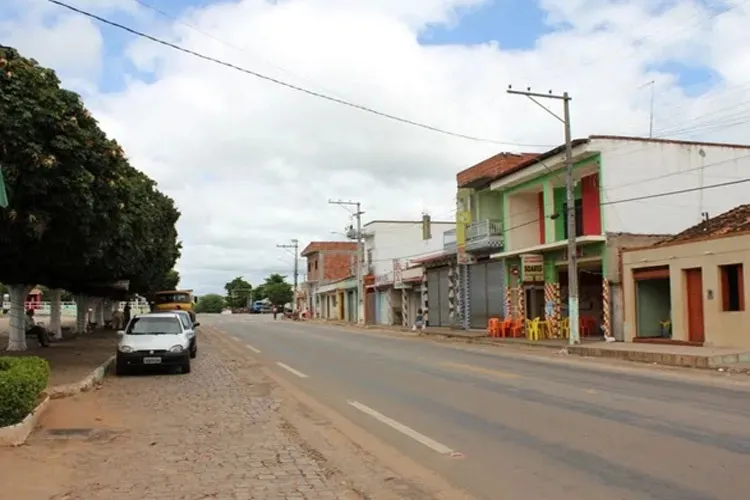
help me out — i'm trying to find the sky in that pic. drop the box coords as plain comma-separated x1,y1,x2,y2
2,0,750,294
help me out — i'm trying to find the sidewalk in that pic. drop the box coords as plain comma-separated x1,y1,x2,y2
0,320,116,387
568,341,750,369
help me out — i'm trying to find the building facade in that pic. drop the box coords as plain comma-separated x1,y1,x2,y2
621,205,750,348
484,135,750,340
362,220,453,327
300,241,357,318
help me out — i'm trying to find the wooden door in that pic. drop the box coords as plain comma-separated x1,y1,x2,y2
684,268,705,343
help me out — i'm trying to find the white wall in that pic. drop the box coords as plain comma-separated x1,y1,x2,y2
506,193,537,252
364,221,453,280
598,138,750,234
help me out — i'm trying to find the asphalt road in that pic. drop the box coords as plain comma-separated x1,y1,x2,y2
202,313,750,500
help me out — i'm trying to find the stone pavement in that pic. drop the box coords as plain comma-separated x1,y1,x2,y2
0,327,363,500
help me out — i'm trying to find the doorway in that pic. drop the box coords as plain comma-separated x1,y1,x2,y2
684,268,705,343
525,286,545,319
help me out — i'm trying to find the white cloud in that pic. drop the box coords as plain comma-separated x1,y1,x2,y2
4,0,750,293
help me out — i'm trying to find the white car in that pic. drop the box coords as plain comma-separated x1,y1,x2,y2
116,312,192,375
168,310,199,359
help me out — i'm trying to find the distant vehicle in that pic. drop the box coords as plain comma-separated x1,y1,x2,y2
152,289,196,321
251,300,273,314
116,313,192,375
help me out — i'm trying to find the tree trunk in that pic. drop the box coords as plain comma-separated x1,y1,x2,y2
94,298,105,327
103,299,113,323
49,288,63,340
7,284,33,351
75,295,89,334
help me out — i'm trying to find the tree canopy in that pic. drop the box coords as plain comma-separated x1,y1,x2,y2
0,45,181,300
224,276,252,309
259,274,293,306
195,293,225,314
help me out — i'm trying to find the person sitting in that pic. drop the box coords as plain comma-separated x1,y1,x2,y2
25,308,50,347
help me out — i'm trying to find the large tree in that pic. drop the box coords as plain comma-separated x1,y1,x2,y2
224,276,252,309
261,274,294,307
0,46,181,349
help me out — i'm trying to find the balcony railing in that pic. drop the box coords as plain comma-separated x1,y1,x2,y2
466,219,503,252
443,228,457,253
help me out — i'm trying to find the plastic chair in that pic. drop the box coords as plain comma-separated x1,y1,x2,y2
527,317,542,341
510,318,525,338
487,317,501,337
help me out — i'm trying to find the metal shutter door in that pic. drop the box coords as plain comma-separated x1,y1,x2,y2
486,260,507,319
469,263,488,329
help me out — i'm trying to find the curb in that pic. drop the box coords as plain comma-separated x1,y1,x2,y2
46,355,116,399
0,355,115,447
0,395,51,447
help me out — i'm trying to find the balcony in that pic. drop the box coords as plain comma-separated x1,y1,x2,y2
466,219,503,253
443,228,457,253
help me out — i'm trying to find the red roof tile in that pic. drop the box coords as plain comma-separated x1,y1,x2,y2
656,204,750,246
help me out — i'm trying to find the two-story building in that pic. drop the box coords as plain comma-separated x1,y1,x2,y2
362,219,453,327
484,135,750,340
300,241,357,319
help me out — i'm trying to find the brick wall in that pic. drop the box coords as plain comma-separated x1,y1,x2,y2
305,254,321,282
322,251,355,281
456,152,538,188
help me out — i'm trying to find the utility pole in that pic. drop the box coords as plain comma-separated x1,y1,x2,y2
277,238,299,311
329,199,364,324
507,86,580,344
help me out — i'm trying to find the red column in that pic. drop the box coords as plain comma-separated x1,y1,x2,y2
581,174,601,235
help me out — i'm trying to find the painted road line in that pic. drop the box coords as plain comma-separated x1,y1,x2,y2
442,362,521,379
347,400,455,455
245,344,261,354
276,362,309,379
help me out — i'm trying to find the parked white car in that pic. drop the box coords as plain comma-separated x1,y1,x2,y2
116,312,192,375
169,309,199,358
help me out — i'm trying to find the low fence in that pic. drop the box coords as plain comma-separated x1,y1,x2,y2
0,301,150,317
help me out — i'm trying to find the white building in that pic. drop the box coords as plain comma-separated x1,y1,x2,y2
363,219,454,326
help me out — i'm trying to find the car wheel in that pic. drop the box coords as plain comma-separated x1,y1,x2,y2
181,356,191,374
190,342,197,358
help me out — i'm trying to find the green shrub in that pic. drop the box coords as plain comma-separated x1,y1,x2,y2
0,356,50,427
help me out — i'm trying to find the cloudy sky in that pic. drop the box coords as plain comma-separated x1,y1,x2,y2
2,0,750,294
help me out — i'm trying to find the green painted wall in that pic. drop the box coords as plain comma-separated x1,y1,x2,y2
543,257,557,282
553,183,583,241
636,279,671,337
476,189,502,220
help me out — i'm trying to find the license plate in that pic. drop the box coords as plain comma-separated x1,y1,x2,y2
143,357,162,364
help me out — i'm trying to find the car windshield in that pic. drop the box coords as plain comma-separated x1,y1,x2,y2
127,316,183,335
154,293,192,304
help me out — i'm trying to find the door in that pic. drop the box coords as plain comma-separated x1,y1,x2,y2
525,287,545,319
486,261,507,319
366,291,376,324
469,263,488,329
684,268,705,343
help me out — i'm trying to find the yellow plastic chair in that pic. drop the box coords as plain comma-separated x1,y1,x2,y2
559,318,570,339
527,317,542,341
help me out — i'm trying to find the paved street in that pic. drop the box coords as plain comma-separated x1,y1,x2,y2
205,313,750,500
0,325,367,500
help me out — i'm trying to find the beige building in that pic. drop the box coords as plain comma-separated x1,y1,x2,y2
622,205,750,348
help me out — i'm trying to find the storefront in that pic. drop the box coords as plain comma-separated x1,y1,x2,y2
467,260,507,329
504,241,608,338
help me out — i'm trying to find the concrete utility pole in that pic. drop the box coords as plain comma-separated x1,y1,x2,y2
507,86,580,344
277,238,299,310
329,199,364,324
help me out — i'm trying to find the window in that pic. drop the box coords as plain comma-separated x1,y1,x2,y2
314,260,318,270
307,262,312,272
720,264,744,311
562,199,584,239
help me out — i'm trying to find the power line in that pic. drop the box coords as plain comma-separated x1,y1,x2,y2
48,0,553,148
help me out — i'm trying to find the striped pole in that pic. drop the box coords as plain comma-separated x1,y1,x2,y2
544,282,557,337
602,278,611,339
505,287,512,318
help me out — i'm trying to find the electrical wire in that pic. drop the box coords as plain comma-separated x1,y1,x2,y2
48,0,553,148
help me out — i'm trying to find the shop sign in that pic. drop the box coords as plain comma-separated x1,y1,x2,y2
521,254,544,283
